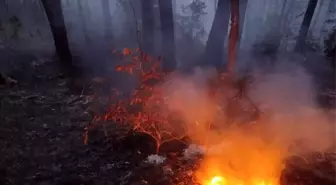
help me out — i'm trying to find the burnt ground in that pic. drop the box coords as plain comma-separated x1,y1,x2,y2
0,58,124,185
0,55,335,185
0,57,198,185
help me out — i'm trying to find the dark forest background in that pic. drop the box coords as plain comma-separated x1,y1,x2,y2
0,0,335,72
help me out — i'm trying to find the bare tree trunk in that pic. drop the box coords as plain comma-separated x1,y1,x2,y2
271,0,288,52
102,0,113,41
41,0,72,70
238,0,247,45
141,0,155,55
0,0,9,44
294,0,318,52
77,0,91,44
227,0,239,77
0,0,8,21
158,0,176,72
202,0,231,71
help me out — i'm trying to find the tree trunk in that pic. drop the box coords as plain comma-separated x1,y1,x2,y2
227,0,239,77
77,0,91,44
141,0,155,55
158,0,176,73
272,0,289,51
0,0,8,21
238,0,247,45
202,0,231,71
294,0,318,52
41,0,72,69
102,0,113,41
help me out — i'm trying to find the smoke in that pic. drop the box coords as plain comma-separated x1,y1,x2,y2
248,62,334,152
163,68,218,127
162,61,334,152
157,60,334,183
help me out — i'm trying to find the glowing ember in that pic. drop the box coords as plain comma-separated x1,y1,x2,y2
205,175,275,185
209,176,225,185
196,129,284,185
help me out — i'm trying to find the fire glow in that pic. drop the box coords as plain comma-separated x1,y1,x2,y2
209,176,224,185
89,48,334,185
205,175,275,185
195,127,285,185
99,48,285,184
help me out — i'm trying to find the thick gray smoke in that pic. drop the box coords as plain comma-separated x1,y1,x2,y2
158,61,334,184
161,60,334,154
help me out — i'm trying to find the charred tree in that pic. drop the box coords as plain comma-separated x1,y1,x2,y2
42,0,86,92
158,0,176,72
141,0,155,55
225,0,240,124
41,0,72,70
202,0,231,71
294,0,318,52
102,0,113,41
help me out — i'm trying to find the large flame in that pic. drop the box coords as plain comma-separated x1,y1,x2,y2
209,176,225,185
195,124,286,185
205,175,276,185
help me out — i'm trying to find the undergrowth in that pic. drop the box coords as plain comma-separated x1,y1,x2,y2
85,47,260,154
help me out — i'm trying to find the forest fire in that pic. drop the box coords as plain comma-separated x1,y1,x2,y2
204,175,275,185
194,126,284,185
86,0,292,185
198,160,280,185
90,48,275,184
86,47,335,185
1,0,335,184
209,176,224,185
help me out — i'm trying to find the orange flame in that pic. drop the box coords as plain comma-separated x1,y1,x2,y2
209,176,225,185
196,128,284,185
204,175,277,185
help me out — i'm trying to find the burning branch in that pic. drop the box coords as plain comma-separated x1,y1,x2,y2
88,48,187,154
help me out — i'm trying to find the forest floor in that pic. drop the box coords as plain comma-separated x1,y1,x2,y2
0,56,197,185
0,53,335,185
